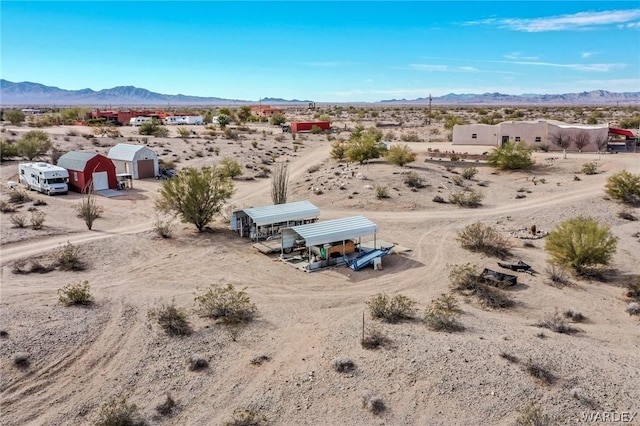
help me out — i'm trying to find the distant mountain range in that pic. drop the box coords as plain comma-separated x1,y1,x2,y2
1,79,639,106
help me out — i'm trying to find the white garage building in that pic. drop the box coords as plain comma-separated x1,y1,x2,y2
107,143,159,179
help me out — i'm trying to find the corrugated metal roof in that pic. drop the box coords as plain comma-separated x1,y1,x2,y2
286,215,377,247
242,201,319,227
57,151,98,171
108,143,153,161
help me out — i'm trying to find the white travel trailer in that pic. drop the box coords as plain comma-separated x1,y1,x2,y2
163,115,204,125
18,162,69,195
129,116,153,126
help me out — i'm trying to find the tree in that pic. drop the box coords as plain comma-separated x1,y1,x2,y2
138,119,168,137
385,144,416,167
4,109,26,126
16,130,52,160
271,163,288,205
486,141,534,170
75,184,104,230
269,114,286,126
237,106,252,123
572,130,591,152
0,139,19,161
156,166,234,232
218,157,243,179
216,114,230,129
594,135,609,155
605,170,640,205
330,139,347,161
60,107,88,124
550,130,572,157
545,216,617,273
203,110,214,124
444,115,465,130
345,126,385,164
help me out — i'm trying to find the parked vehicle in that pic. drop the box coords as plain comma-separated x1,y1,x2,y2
156,168,176,180
163,115,204,125
129,116,153,126
18,162,69,195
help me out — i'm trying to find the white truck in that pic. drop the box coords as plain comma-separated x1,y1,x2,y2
18,162,69,195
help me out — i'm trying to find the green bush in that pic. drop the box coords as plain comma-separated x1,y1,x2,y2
194,284,257,324
95,395,146,426
385,144,417,166
449,189,484,207
58,280,93,306
581,162,598,175
545,216,618,273
424,294,464,332
461,167,478,180
456,222,511,258
55,242,85,271
225,408,268,426
367,293,416,323
375,185,390,199
487,141,534,170
605,170,640,205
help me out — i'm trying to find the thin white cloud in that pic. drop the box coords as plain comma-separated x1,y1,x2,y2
495,60,626,72
503,52,540,61
581,51,598,58
303,62,343,67
408,64,448,71
470,9,640,32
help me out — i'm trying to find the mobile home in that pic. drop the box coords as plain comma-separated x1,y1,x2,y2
18,162,69,195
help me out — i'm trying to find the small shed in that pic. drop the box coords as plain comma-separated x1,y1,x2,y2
57,152,117,192
107,143,159,179
281,216,378,271
231,201,320,240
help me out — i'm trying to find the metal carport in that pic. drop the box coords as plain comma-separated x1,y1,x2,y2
231,201,320,240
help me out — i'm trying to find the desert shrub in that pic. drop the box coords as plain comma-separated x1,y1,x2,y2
75,188,104,230
307,164,321,173
448,263,515,309
218,157,243,179
32,198,47,206
250,355,271,365
0,200,16,213
148,303,192,336
155,394,177,417
563,309,585,323
9,191,31,204
604,170,640,205
12,352,30,368
524,359,557,385
487,141,534,170
624,279,640,301
452,175,466,187
367,293,416,323
194,284,257,324
515,401,552,425
225,408,268,426
536,310,579,334
456,222,511,258
545,216,617,274
95,395,146,426
626,302,640,316
432,195,446,203
153,216,175,238
375,185,390,199
400,131,420,142
362,391,386,415
581,162,598,175
404,171,424,188
461,167,478,180
58,280,93,306
361,326,389,350
188,354,209,371
544,265,572,288
30,210,46,229
449,189,484,207
332,356,356,373
424,294,464,332
10,213,26,228
55,242,85,271
12,259,54,274
385,144,416,166
499,352,519,363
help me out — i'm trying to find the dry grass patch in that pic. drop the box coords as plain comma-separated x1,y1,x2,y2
536,310,580,334
148,303,192,336
456,222,511,258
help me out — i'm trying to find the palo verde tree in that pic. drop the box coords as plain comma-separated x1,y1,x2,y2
385,144,417,167
345,126,386,164
269,114,286,126
16,130,52,160
486,141,534,170
4,109,26,126
217,157,243,179
237,106,252,123
156,166,234,232
216,114,230,129
545,216,618,274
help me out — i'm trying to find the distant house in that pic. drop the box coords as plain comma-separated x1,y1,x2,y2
107,143,159,179
57,152,117,192
250,105,284,117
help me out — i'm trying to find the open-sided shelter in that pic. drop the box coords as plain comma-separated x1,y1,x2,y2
107,143,159,179
231,201,320,240
57,151,117,192
281,215,378,271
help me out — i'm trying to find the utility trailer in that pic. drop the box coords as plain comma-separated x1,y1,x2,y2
18,162,69,195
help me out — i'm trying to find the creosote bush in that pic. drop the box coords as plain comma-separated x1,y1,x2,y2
456,222,511,258
95,395,146,426
55,241,85,271
449,263,515,309
367,293,416,323
424,294,465,332
581,161,598,175
461,166,478,180
194,284,257,324
148,303,192,336
604,170,640,205
58,280,93,306
404,171,424,188
9,190,31,204
375,185,390,199
449,189,484,207
10,213,26,228
225,408,268,426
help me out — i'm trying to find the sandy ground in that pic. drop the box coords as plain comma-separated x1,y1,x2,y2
0,115,639,426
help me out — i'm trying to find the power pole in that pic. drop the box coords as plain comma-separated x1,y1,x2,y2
428,93,432,125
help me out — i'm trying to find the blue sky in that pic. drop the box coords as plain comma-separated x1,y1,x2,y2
1,1,639,102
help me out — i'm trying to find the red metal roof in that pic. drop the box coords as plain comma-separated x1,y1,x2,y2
609,128,636,138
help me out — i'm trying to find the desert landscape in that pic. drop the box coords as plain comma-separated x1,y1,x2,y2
1,105,639,426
